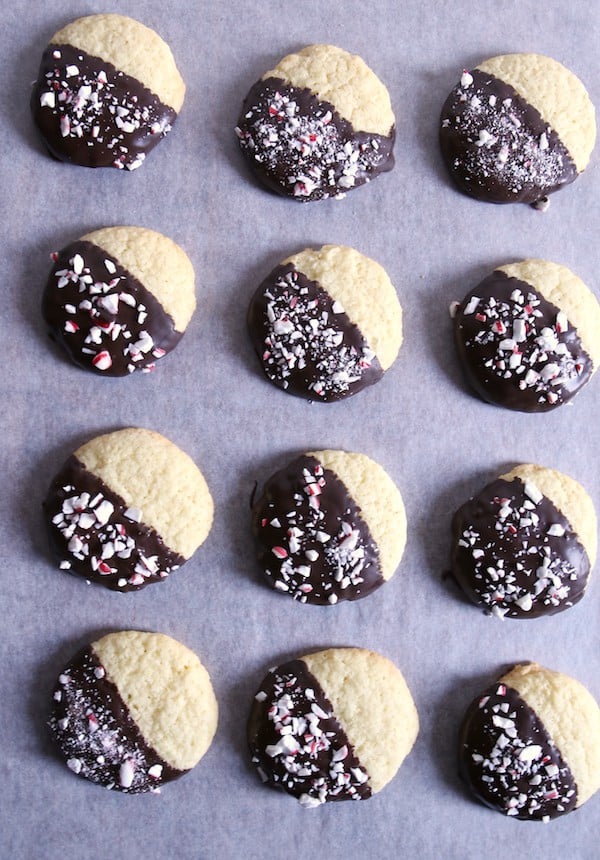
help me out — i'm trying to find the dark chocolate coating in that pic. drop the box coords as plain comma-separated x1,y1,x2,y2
247,263,383,401
43,455,184,591
251,454,383,605
236,77,394,202
451,476,590,618
31,44,176,170
248,659,372,804
440,68,577,204
459,680,577,819
49,644,183,793
454,271,592,412
43,240,182,376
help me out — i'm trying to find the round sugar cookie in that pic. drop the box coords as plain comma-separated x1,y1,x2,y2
31,14,185,170
43,428,213,591
450,464,596,619
452,259,600,412
43,226,196,376
459,663,600,820
251,449,406,604
440,54,596,205
248,647,418,806
49,631,218,793
236,44,395,201
247,245,402,401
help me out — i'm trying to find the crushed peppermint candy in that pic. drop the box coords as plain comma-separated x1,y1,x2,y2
440,68,577,204
451,476,589,618
248,264,382,401
43,240,181,376
454,271,592,411
236,78,394,202
252,455,383,604
459,682,577,819
248,660,371,804
43,455,183,591
31,44,175,170
49,646,178,793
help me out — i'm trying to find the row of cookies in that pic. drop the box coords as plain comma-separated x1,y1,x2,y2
31,15,596,210
49,628,600,823
42,226,600,413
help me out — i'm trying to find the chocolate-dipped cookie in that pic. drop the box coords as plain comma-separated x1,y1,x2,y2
247,245,402,401
49,631,218,793
43,227,196,376
43,428,213,591
452,259,600,412
236,44,395,201
251,450,406,605
459,663,600,820
248,647,418,806
31,14,185,170
440,54,596,205
450,464,597,619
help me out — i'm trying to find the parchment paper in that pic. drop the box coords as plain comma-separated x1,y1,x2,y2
1,1,598,858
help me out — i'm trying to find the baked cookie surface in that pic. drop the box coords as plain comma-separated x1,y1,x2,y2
440,54,596,204
43,428,213,591
236,44,395,201
251,449,406,604
452,259,600,412
459,663,600,820
43,226,195,376
49,631,217,793
247,245,402,401
248,647,418,806
450,464,596,619
31,14,185,170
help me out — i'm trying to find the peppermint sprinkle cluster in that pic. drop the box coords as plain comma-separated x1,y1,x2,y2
251,662,370,806
465,684,576,820
50,649,167,793
460,282,586,407
257,267,376,400
236,81,391,201
256,458,378,604
37,47,172,170
47,247,167,375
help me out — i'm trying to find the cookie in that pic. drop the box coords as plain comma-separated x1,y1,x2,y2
31,14,185,170
459,662,600,820
42,226,195,376
248,647,418,806
49,631,218,793
450,463,597,619
247,245,402,401
452,259,600,412
251,449,406,604
43,428,213,591
440,54,596,205
235,44,395,201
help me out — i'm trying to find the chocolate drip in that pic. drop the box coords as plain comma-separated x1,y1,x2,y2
43,456,185,591
31,44,176,170
454,271,592,412
451,477,589,618
440,68,577,204
236,77,394,202
248,659,372,805
247,263,383,401
459,681,577,819
252,454,383,605
49,645,182,793
43,240,181,376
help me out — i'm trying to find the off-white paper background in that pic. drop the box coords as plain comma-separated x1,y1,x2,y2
1,1,599,858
